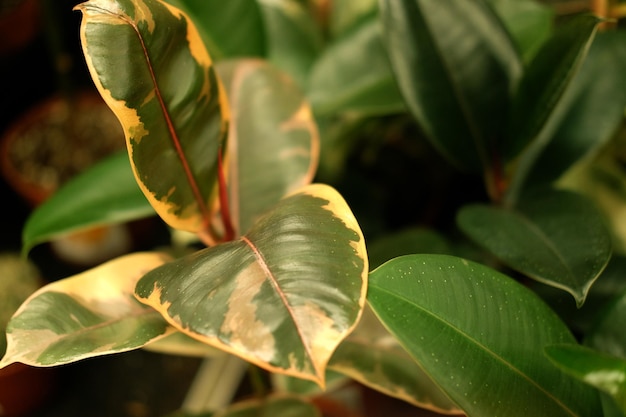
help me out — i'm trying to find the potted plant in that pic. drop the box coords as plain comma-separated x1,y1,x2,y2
1,0,626,416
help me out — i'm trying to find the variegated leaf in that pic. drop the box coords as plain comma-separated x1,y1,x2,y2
329,305,461,414
75,0,229,236
215,59,319,235
0,253,173,368
135,184,368,387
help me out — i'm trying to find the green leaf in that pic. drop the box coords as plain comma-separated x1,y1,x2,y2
532,255,626,336
307,18,405,117
457,188,612,307
163,0,266,60
22,151,153,254
586,288,626,359
215,59,319,235
546,344,626,414
368,254,602,417
527,30,626,185
486,0,554,62
329,305,460,414
379,0,522,171
0,253,173,368
504,14,602,202
76,0,229,235
258,0,324,89
135,184,368,387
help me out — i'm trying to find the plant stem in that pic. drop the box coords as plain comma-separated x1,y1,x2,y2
182,353,249,414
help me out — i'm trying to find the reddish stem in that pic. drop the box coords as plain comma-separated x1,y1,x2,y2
217,147,235,242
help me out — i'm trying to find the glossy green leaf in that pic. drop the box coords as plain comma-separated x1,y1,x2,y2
135,184,368,387
486,0,553,62
215,59,319,235
586,288,626,359
379,0,522,171
367,227,450,270
258,0,324,89
21,151,153,254
504,14,601,202
546,344,626,414
368,254,602,417
76,0,229,235
213,395,320,417
533,255,626,336
163,0,266,60
0,253,173,368
308,18,404,117
457,188,612,307
527,30,626,185
329,305,460,414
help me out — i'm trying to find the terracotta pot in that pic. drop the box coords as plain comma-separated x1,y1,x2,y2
0,91,136,266
1,91,125,207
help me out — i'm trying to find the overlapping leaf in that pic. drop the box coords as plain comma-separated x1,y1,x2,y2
135,184,368,386
504,14,601,203
379,0,522,172
506,13,601,161
215,59,319,235
457,188,612,307
257,0,324,89
0,253,173,368
163,0,266,60
527,30,626,185
308,18,405,117
76,0,229,235
486,0,553,62
368,254,602,417
329,306,461,414
546,344,626,414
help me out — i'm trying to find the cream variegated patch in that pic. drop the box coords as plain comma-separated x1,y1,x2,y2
220,262,276,363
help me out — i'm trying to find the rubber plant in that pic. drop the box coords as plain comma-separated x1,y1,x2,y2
0,0,369,414
2,0,626,417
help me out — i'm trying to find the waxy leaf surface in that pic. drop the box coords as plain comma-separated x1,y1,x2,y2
76,0,229,234
368,254,602,417
135,184,368,386
527,30,626,185
215,59,319,235
379,0,522,171
0,253,172,368
457,188,612,306
506,13,601,160
308,18,405,117
22,151,153,254
546,344,626,414
330,306,460,414
504,14,601,203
